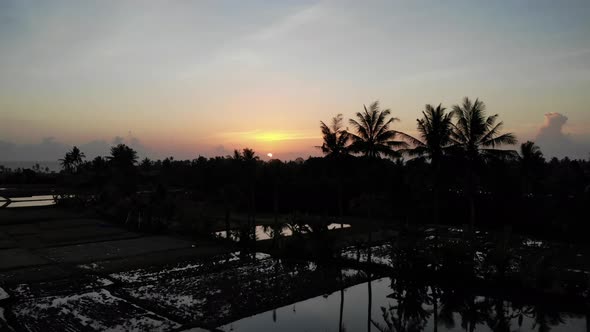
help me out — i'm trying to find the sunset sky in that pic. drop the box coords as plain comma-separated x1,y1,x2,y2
1,0,590,161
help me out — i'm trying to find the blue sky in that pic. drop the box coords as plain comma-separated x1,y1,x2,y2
1,0,589,160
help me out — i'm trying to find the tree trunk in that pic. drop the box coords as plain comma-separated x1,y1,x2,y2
273,182,279,225
468,195,475,229
338,182,344,228
433,159,441,226
466,163,476,231
273,181,280,247
225,208,231,237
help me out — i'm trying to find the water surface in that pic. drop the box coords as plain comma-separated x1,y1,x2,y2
215,223,351,241
0,195,56,208
218,277,587,332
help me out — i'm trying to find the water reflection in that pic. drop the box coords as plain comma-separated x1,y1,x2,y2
0,195,57,208
218,277,587,332
215,223,351,241
220,230,589,332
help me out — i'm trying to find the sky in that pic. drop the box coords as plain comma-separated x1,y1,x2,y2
1,0,590,161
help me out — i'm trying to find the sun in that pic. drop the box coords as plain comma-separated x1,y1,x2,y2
267,153,273,158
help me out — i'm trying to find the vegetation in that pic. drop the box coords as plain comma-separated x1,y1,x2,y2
1,97,589,331
317,114,350,158
0,97,588,241
347,101,408,158
449,97,518,227
59,146,86,173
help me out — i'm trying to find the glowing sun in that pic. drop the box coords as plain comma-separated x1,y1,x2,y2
267,153,273,158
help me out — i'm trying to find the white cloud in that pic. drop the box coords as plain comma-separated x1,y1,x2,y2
536,112,589,159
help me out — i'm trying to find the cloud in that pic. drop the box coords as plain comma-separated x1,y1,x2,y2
0,134,152,161
248,3,324,41
216,129,318,142
0,137,68,161
535,112,589,159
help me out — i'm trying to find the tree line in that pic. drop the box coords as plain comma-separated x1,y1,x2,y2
1,97,588,240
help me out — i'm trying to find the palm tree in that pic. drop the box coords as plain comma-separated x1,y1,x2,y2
317,114,350,157
348,101,408,158
108,144,138,168
140,157,152,171
59,146,85,173
520,141,545,194
240,148,259,246
59,154,73,173
520,141,543,162
399,104,454,224
450,97,517,227
318,114,352,222
402,104,453,167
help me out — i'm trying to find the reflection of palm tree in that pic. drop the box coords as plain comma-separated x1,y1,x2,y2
530,303,565,332
373,241,431,332
318,114,351,157
340,269,345,332
400,104,453,224
484,298,511,332
368,273,372,332
438,291,489,332
586,303,589,332
431,286,441,332
450,97,517,227
348,101,408,158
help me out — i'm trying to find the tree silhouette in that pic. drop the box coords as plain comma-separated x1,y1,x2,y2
108,144,138,169
520,141,543,162
59,146,85,173
235,148,259,247
348,101,408,158
520,141,545,194
140,157,153,171
317,114,350,157
401,104,453,166
399,104,453,224
450,97,517,226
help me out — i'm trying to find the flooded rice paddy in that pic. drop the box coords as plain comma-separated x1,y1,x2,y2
0,195,56,208
1,223,589,331
219,277,587,332
215,223,351,241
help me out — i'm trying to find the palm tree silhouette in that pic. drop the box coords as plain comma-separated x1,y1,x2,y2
59,146,86,173
140,157,152,171
399,104,453,224
317,114,351,157
520,141,543,162
318,113,352,222
401,104,453,166
449,97,517,227
519,141,545,195
108,144,138,168
238,148,259,247
348,101,408,158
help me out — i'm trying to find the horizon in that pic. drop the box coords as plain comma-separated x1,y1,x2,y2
2,1,590,161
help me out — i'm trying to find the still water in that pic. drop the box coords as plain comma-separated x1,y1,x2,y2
218,277,587,332
0,195,56,208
